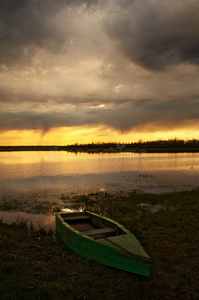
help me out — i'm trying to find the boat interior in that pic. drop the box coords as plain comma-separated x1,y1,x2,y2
61,212,126,240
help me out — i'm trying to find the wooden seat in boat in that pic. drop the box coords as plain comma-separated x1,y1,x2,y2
83,227,117,236
63,215,90,222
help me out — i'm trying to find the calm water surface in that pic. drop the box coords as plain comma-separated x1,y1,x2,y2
0,151,198,228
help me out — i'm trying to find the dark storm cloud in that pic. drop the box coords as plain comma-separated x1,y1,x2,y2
1,97,199,132
0,110,95,132
0,0,62,66
0,0,27,12
0,84,130,107
0,0,99,67
98,97,199,132
1,0,199,70
1,0,199,135
104,0,199,70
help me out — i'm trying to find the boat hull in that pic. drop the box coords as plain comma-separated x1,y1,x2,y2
55,212,150,277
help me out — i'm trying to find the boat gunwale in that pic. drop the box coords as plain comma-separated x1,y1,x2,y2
55,211,151,263
56,212,97,242
56,210,130,238
55,213,139,261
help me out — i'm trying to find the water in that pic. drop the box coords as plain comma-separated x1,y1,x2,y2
0,151,198,193
0,151,199,227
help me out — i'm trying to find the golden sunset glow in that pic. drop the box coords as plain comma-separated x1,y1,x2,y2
1,127,199,146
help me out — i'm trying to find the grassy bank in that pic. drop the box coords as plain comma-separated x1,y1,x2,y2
0,190,199,299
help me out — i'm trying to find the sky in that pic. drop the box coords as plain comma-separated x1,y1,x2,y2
0,0,199,145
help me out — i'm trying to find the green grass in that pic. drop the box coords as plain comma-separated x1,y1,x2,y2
0,189,199,299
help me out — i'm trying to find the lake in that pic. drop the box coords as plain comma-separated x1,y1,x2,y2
0,151,199,228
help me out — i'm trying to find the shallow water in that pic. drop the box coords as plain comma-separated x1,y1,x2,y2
1,152,198,192
0,211,56,230
0,208,79,231
0,151,199,227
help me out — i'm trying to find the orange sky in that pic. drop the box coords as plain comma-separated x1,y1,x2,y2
0,126,198,146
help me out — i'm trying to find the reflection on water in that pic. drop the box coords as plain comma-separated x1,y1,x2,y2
61,208,83,213
137,203,174,213
0,208,81,230
0,152,198,189
0,151,199,226
0,211,56,230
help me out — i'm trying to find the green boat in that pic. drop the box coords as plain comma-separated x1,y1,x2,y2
55,211,150,276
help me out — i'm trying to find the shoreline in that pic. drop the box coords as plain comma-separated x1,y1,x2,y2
0,145,199,153
0,188,198,299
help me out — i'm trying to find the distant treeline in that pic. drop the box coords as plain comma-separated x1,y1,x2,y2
69,139,199,148
0,139,199,152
